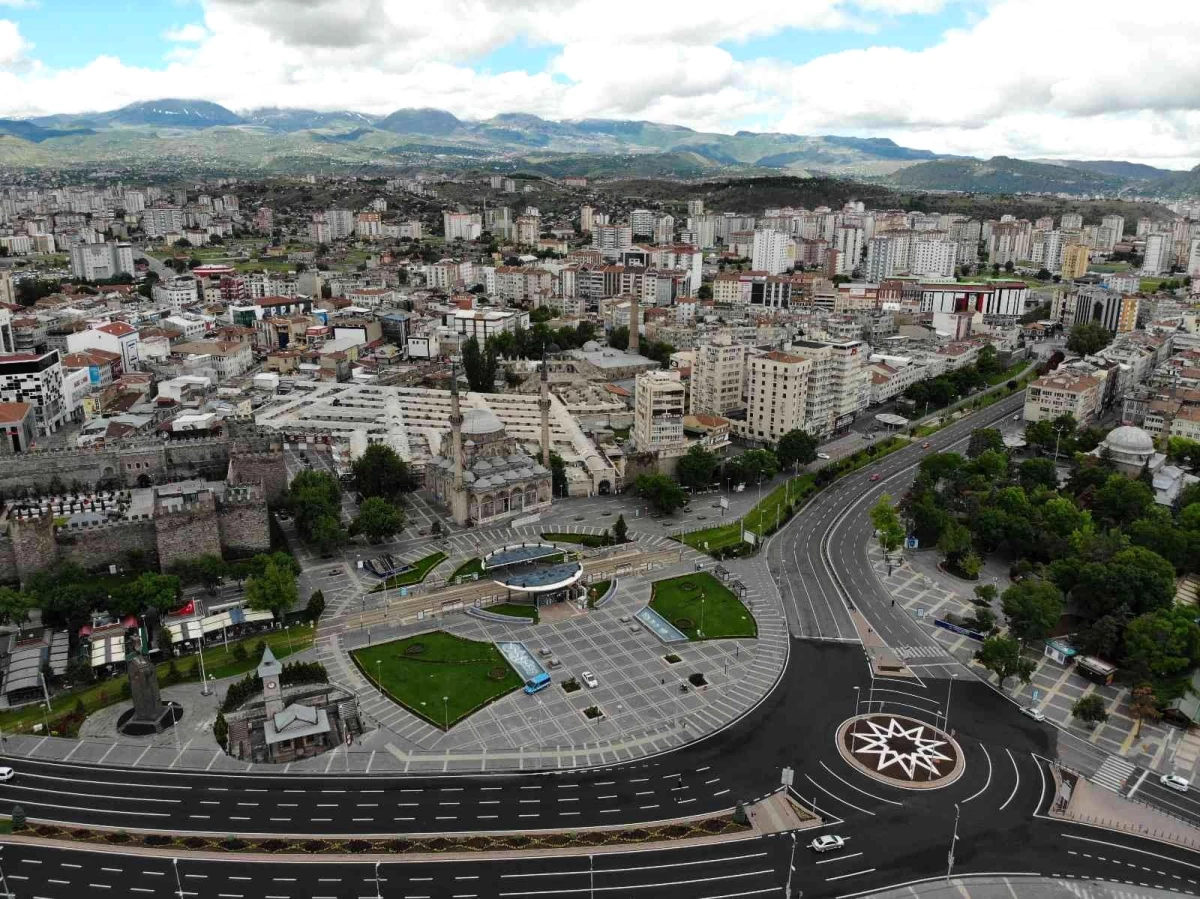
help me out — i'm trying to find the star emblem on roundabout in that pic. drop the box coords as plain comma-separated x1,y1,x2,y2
850,716,953,780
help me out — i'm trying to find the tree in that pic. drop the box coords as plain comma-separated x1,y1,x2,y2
869,494,905,555
351,497,405,543
975,345,1002,378
1067,321,1114,356
245,558,299,621
635,473,688,515
1071,693,1109,728
548,451,568,497
1094,474,1155,527
697,283,713,300
676,444,718,490
936,521,973,562
310,513,347,557
1018,457,1059,491
973,583,998,607
1001,578,1063,645
730,449,780,485
1122,605,1200,684
1128,684,1162,735
608,326,629,351
974,635,1035,690
213,712,229,750
118,572,182,617
613,514,629,543
286,470,342,543
0,586,32,628
351,444,418,499
775,429,819,469
1036,268,1052,281
461,336,497,393
967,428,1005,458
305,590,326,622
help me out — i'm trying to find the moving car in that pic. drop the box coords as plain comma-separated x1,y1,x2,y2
922,442,932,449
1020,706,1046,721
810,835,845,852
1161,774,1190,793
817,452,831,460
0,767,14,782
581,671,599,689
869,473,883,482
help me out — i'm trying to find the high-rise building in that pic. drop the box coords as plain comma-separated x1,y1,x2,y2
788,339,868,436
751,229,791,275
1042,230,1066,272
1101,214,1125,249
579,205,594,234
1072,286,1139,334
142,207,183,238
910,238,958,279
865,236,901,281
443,211,482,242
1061,213,1083,231
1142,232,1172,275
988,221,1031,265
747,350,812,445
633,370,687,450
687,199,705,217
69,241,134,281
1187,238,1200,278
515,214,541,245
592,224,633,259
653,215,675,246
1061,243,1090,280
691,340,747,417
833,226,863,276
325,208,354,240
630,209,655,237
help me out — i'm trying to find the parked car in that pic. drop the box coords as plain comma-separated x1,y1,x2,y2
1020,706,1046,721
810,835,845,852
581,671,599,689
817,452,831,460
0,767,14,782
1161,774,1190,793
870,473,883,482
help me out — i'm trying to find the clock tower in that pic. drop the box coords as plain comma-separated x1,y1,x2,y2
257,645,284,718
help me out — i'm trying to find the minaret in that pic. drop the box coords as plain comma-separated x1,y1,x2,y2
449,363,469,524
626,292,640,355
538,351,551,468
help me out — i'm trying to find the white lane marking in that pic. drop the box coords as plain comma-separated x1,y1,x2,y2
804,774,876,817
825,869,877,882
816,852,865,865
818,761,902,806
1063,834,1200,871
999,748,1020,811
962,743,993,804
500,853,769,878
498,868,776,895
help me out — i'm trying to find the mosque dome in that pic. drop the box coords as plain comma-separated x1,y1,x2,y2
461,408,505,436
1103,425,1155,459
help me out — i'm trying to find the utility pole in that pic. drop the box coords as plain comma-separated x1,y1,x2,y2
374,861,383,899
945,673,956,733
173,857,186,899
589,853,594,899
946,802,960,881
197,636,210,696
0,846,15,899
783,831,798,898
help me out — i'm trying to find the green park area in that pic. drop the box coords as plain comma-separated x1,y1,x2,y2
370,551,447,592
650,572,757,640
542,531,616,548
449,557,486,583
487,603,540,623
0,624,315,736
351,632,522,728
587,579,612,609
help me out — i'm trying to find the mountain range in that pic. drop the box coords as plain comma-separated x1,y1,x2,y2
0,98,1194,197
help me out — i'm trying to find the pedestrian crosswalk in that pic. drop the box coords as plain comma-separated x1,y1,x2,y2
893,644,953,660
1093,755,1136,794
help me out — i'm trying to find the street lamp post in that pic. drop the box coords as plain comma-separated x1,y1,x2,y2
946,802,960,881
198,637,210,696
0,846,14,899
173,857,186,899
852,685,860,739
589,853,594,899
443,695,449,730
375,659,383,696
783,831,798,898
285,625,293,654
374,861,383,899
699,594,706,638
945,673,956,733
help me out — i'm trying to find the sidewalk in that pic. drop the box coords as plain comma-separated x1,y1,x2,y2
1052,767,1200,852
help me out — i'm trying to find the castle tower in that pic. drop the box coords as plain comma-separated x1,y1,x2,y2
448,364,470,526
538,351,551,468
258,645,284,719
627,292,640,355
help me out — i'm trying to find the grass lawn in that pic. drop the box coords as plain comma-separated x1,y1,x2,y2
450,557,485,583
370,551,448,592
587,579,611,609
0,625,315,735
742,474,818,536
487,603,539,623
351,632,522,728
984,360,1032,386
542,531,616,548
681,521,745,554
650,572,757,640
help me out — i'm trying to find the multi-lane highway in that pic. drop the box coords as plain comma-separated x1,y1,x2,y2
4,388,1200,896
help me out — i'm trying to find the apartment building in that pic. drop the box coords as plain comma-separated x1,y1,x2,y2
443,212,482,242
1024,370,1101,425
1143,232,1172,276
633,369,687,450
0,350,65,434
1061,243,1090,280
789,339,869,436
747,350,812,444
1072,286,1139,334
69,241,134,281
593,224,633,259
751,229,792,275
690,341,747,417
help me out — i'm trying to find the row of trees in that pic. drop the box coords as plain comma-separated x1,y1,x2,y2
902,345,1010,413
910,424,1200,707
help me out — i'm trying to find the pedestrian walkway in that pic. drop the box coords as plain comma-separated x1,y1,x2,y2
1054,768,1200,852
1094,756,1138,794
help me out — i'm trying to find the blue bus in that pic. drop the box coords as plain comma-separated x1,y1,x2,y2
523,672,551,695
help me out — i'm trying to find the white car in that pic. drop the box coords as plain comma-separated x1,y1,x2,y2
1161,774,1190,793
581,671,599,689
810,834,845,853
817,453,831,460
1020,706,1046,722
0,767,14,782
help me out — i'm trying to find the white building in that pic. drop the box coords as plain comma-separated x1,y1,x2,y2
325,209,354,240
66,321,140,373
834,226,863,276
690,340,747,417
0,350,65,434
910,238,958,279
143,207,183,238
69,242,134,281
751,229,792,276
593,224,633,259
633,370,687,450
746,350,812,445
443,212,482,242
788,339,868,436
153,276,199,313
1143,232,1172,276
630,209,655,237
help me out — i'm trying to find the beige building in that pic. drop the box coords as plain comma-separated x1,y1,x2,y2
747,350,812,444
633,370,687,450
690,340,747,417
1024,371,1101,425
1061,243,1090,280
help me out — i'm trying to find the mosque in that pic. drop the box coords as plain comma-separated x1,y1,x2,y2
1090,425,1198,506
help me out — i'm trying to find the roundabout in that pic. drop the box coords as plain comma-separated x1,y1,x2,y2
836,713,964,790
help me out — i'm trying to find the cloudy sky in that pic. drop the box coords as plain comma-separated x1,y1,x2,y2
0,0,1196,169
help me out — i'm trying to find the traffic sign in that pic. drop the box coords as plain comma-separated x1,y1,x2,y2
781,766,794,787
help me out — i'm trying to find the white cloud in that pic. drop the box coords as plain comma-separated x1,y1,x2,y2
0,0,1192,167
163,24,208,43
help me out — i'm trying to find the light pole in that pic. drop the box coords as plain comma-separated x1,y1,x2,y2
374,861,383,899
173,857,185,899
589,853,594,899
0,846,14,899
1052,425,1067,464
285,625,293,655
198,637,210,696
945,673,956,733
852,685,860,739
784,831,798,898
443,695,449,731
946,802,960,881
699,594,706,638
375,659,383,696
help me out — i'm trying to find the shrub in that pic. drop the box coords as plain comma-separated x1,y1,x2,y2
688,672,708,687
11,806,25,831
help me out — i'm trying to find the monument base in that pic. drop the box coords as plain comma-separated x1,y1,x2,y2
117,700,183,737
